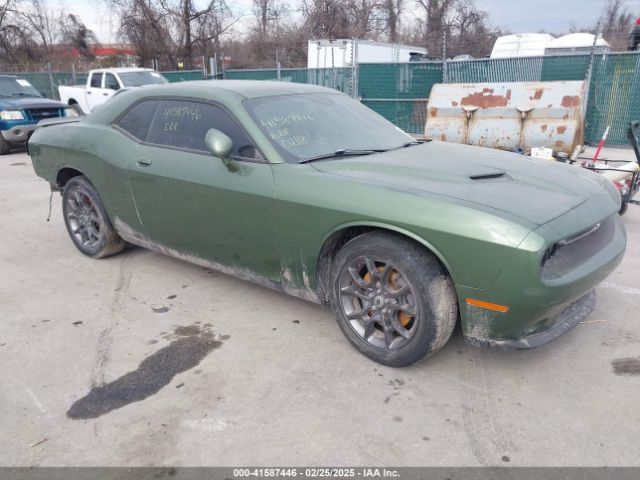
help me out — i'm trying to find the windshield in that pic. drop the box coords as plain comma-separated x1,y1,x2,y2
0,77,42,98
244,92,415,163
119,71,168,87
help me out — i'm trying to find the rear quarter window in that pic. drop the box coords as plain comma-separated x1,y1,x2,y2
115,100,161,141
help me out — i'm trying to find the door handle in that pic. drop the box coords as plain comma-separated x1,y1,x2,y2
103,93,109,96
87,91,92,94
137,158,152,166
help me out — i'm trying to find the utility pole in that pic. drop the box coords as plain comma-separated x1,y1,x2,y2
583,22,601,130
442,28,448,83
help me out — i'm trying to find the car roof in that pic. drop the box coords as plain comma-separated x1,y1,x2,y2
93,68,154,73
86,79,343,127
138,80,338,100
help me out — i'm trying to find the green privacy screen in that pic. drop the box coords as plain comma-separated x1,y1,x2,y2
225,53,640,144
7,53,639,145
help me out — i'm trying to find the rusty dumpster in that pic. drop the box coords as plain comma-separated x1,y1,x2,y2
424,81,586,154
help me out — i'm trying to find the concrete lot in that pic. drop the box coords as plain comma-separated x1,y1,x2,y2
1,148,640,467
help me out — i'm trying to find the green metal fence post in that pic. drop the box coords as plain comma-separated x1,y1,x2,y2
583,23,601,133
352,38,359,99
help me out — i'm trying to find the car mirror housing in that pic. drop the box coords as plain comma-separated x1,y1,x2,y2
205,128,233,159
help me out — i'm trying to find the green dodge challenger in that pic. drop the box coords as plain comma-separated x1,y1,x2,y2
28,81,626,366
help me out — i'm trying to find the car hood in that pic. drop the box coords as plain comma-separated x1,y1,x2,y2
310,141,610,226
0,97,65,109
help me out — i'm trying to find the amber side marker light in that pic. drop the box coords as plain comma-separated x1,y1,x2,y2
466,298,510,313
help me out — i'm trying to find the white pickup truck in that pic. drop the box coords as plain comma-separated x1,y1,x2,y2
58,68,168,114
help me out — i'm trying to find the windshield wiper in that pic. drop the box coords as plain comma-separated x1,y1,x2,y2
300,149,383,163
400,140,424,148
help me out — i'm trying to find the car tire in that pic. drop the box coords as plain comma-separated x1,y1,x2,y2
329,231,458,367
69,102,84,115
0,135,11,155
62,175,126,258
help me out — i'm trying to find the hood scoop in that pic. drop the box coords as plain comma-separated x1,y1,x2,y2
469,172,510,182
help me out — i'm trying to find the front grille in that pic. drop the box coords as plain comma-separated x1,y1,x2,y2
541,215,616,281
27,108,63,121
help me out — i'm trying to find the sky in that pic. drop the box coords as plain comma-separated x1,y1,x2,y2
55,0,634,44
475,0,621,33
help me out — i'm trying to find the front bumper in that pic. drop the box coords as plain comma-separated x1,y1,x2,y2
464,290,596,349
1,124,37,142
457,203,625,350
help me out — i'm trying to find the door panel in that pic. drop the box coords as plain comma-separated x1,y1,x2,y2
86,72,104,111
128,145,280,281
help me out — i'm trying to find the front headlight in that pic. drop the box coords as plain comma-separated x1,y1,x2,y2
64,107,79,117
0,110,24,120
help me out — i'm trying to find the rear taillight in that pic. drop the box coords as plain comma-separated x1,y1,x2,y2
636,17,640,25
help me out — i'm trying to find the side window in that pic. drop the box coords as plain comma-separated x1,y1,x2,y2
146,100,259,159
115,100,161,141
90,73,103,88
104,73,120,90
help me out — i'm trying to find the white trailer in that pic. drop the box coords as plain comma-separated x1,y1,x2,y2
307,39,427,68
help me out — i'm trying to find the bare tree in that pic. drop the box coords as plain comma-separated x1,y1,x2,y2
61,13,99,60
346,0,384,39
0,0,51,63
413,0,496,57
16,0,58,61
598,0,634,50
447,0,496,57
383,0,402,42
0,0,22,62
114,0,175,67
301,0,353,38
157,0,234,68
415,0,453,56
0,0,99,68
191,0,236,59
253,0,271,37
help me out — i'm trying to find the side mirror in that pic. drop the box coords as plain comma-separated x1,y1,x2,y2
205,128,233,160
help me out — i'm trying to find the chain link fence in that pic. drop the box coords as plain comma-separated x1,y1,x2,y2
3,52,639,146
357,63,442,134
224,52,640,145
585,53,640,146
225,67,355,95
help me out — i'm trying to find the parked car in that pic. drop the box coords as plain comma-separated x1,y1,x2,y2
58,68,167,114
629,18,640,51
28,81,626,366
0,75,77,155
